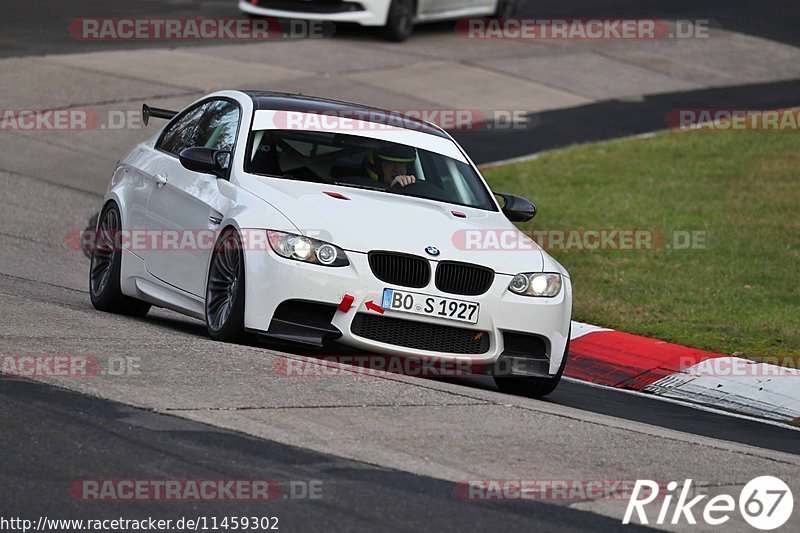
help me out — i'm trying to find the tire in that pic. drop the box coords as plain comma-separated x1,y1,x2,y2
205,229,247,342
494,0,521,18
493,333,570,398
383,0,415,42
89,203,151,317
83,211,99,258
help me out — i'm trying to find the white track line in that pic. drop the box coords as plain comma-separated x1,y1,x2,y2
563,376,800,431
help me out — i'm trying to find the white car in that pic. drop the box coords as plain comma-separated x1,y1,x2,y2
239,0,524,41
89,90,572,397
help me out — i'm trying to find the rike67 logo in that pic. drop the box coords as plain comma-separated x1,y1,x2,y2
624,476,794,530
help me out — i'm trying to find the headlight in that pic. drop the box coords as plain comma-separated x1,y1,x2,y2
266,231,349,267
508,273,561,297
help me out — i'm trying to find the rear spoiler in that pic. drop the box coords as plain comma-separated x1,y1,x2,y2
142,104,177,126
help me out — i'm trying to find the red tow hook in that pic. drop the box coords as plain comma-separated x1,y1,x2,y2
338,294,355,313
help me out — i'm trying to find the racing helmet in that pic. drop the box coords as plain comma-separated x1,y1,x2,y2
367,144,417,180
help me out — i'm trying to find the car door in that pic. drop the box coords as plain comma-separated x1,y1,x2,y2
142,99,241,297
117,146,157,240
134,102,207,270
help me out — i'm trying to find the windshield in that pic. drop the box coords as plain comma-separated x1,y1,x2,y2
245,129,497,211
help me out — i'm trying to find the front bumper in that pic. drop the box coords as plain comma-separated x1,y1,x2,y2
242,244,572,375
239,0,391,27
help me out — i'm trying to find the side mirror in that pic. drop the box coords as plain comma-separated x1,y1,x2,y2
496,193,537,222
178,147,231,179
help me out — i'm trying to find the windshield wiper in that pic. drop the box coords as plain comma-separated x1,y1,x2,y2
331,181,394,193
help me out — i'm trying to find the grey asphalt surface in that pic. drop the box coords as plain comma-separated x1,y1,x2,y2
2,377,647,532
2,1,800,531
4,0,800,161
455,78,800,164
4,0,799,57
1,155,798,531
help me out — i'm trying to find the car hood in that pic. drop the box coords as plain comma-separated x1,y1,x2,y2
238,176,544,275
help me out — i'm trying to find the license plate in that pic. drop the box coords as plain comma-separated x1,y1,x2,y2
381,289,479,324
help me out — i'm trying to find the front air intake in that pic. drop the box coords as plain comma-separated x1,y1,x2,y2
351,314,490,354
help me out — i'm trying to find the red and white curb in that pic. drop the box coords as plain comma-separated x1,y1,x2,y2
567,322,800,425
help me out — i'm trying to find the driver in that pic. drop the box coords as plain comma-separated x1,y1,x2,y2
366,144,417,188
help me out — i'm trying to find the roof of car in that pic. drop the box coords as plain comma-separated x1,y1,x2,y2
243,91,449,139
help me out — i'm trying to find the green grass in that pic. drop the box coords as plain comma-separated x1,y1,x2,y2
482,130,800,361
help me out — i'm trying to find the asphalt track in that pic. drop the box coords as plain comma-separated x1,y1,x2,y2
4,0,800,161
3,0,799,57
455,78,800,163
1,378,648,532
2,1,800,530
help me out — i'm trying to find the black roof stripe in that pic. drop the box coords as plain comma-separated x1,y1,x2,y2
242,90,450,139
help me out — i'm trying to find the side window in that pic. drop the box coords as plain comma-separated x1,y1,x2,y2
188,100,240,152
156,100,240,156
156,103,207,155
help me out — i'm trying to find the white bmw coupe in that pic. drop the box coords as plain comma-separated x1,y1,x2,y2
90,90,572,396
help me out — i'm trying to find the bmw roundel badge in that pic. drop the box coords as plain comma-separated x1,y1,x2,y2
425,246,440,256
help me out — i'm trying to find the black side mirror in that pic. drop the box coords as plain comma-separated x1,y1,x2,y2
178,147,231,179
496,193,537,222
